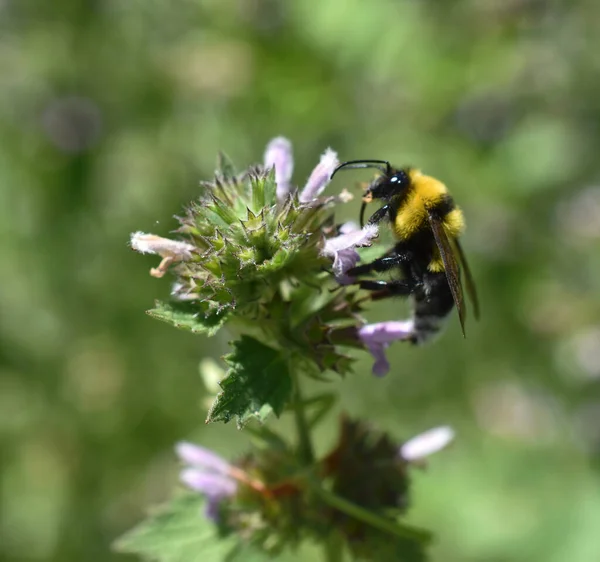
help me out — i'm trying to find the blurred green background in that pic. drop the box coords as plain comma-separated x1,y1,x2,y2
3,0,600,561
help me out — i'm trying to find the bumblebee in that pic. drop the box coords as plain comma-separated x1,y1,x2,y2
331,159,479,342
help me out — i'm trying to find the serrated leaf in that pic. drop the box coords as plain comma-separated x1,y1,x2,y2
114,494,233,562
147,301,229,336
206,336,292,427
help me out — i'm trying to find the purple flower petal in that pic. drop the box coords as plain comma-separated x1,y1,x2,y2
338,221,360,234
323,224,379,283
180,468,237,498
365,342,390,377
299,148,339,203
203,497,223,523
264,137,294,202
328,222,364,282
332,248,360,284
175,441,239,524
358,321,416,376
323,224,378,256
175,441,231,475
400,426,455,462
358,320,415,344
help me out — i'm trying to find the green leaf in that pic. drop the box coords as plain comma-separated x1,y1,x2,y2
114,494,233,562
349,529,428,562
115,494,270,562
217,151,237,180
206,336,292,427
224,542,272,562
147,301,229,336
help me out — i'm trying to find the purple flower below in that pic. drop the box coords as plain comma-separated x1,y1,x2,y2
180,469,237,499
175,441,237,522
358,320,416,376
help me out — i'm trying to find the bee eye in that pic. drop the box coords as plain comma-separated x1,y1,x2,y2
390,171,408,186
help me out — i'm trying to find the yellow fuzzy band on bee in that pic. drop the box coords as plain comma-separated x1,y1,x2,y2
428,252,445,272
443,208,465,237
393,193,465,241
427,212,465,272
392,173,449,240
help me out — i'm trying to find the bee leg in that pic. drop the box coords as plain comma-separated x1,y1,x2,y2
347,251,411,277
356,279,419,296
366,204,393,226
348,257,399,277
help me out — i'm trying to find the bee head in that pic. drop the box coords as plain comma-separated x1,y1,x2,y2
369,169,410,200
331,160,411,226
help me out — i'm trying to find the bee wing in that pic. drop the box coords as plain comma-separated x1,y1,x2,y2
453,238,480,321
427,210,467,337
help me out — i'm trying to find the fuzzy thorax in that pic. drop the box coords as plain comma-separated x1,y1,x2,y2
391,169,465,272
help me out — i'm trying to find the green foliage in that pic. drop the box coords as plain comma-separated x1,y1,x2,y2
147,301,229,337
115,494,266,562
174,168,331,321
140,152,368,430
7,1,600,562
349,530,427,562
250,168,278,214
216,152,238,183
206,336,292,427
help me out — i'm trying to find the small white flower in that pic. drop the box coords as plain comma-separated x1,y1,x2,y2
400,426,455,462
130,232,195,278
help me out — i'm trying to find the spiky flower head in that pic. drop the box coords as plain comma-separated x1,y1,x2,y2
130,139,379,385
173,160,329,319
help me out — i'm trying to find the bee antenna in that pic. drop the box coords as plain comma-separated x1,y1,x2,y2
330,160,392,179
359,200,368,228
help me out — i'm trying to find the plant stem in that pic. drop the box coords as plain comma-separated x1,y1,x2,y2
306,392,337,429
314,486,432,544
323,532,344,562
291,370,314,464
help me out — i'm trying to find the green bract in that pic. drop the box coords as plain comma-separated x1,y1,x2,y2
173,156,332,324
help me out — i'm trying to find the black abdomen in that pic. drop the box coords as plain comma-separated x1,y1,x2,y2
410,272,455,344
